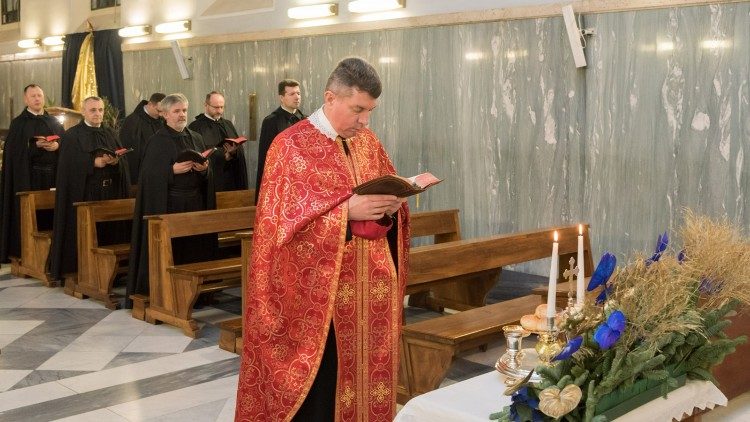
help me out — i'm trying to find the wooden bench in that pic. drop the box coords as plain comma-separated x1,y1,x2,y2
397,224,594,401
137,206,256,337
10,189,56,286
217,209,462,353
405,224,594,311
399,295,542,403
65,189,254,309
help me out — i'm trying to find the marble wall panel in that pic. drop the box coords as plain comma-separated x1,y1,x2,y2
0,58,61,128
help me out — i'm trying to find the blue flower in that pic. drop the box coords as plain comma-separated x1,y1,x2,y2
587,252,616,291
594,310,626,350
699,277,722,295
646,232,669,265
595,284,613,305
553,336,583,361
677,250,686,263
509,386,544,422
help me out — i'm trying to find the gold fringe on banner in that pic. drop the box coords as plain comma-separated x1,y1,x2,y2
71,31,98,111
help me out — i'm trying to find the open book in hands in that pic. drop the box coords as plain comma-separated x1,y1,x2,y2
353,172,442,198
30,135,60,148
217,136,248,148
93,147,134,158
176,148,216,164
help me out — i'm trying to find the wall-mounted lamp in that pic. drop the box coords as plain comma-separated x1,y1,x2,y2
155,20,191,34
348,0,404,13
288,3,338,20
18,38,41,49
118,25,152,38
42,35,65,46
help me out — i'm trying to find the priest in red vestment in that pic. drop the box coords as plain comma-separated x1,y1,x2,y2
236,57,410,421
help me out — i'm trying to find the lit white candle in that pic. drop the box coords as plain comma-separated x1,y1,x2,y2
547,231,559,318
577,224,585,306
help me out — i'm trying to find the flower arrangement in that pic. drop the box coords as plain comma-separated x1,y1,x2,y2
491,211,750,421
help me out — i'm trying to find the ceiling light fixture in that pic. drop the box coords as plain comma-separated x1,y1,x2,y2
288,3,338,20
155,20,191,34
17,38,41,49
42,35,65,46
348,0,404,13
118,25,152,38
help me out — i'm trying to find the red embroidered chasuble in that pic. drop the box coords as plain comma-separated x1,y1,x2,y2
235,119,410,422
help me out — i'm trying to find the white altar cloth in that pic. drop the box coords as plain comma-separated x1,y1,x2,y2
395,370,727,422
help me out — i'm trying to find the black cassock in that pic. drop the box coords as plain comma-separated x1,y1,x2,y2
125,126,217,308
255,106,305,203
188,114,248,192
119,100,163,185
0,109,64,263
47,122,131,280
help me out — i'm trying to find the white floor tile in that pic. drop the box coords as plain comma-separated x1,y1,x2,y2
0,278,40,288
191,307,240,325
0,286,49,308
64,335,137,352
122,335,192,354
0,266,11,275
138,323,188,337
0,369,33,392
52,408,130,422
216,393,237,422
58,346,236,394
0,319,44,334
0,381,76,412
108,375,238,420
38,350,120,371
0,333,23,348
21,289,105,309
143,398,229,422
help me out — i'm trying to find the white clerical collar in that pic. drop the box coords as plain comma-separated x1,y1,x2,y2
84,120,101,128
308,106,340,141
26,107,44,116
204,113,220,122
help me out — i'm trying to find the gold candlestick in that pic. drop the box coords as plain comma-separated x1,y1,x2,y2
535,317,562,365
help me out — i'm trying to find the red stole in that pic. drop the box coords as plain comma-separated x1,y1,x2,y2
235,120,410,421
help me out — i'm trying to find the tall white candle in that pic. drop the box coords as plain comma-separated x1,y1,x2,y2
577,224,585,306
547,231,559,318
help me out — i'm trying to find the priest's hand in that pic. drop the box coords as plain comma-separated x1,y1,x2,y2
37,140,59,151
347,194,403,221
173,161,194,174
94,154,116,168
192,161,209,173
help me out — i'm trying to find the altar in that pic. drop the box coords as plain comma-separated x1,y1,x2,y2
394,370,728,422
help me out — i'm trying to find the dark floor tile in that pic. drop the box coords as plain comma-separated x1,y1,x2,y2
11,370,93,390
0,350,58,370
102,352,173,370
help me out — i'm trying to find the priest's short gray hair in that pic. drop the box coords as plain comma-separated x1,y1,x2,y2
325,57,382,99
161,93,189,111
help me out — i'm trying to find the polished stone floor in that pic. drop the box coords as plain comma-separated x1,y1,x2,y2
0,266,746,421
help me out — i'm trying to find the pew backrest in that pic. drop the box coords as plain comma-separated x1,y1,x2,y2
409,209,461,244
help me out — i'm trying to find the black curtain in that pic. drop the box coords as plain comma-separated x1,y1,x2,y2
61,29,125,118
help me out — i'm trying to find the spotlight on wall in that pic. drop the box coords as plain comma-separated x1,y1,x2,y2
42,35,65,46
118,25,152,38
288,3,338,20
155,20,191,34
348,0,404,13
18,38,41,49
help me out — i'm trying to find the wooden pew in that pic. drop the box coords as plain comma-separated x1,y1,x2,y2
10,189,56,286
217,209,462,353
397,224,594,401
138,206,256,337
65,189,254,309
399,295,542,403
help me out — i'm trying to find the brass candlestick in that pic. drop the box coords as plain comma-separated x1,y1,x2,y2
535,317,562,365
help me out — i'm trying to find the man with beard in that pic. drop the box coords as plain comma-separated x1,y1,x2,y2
236,58,409,422
255,79,305,203
119,92,165,186
48,96,131,282
126,93,216,309
188,91,248,192
1,84,64,264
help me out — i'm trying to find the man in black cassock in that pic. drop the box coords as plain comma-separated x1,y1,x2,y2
0,84,64,264
188,91,248,192
47,96,131,282
255,79,305,203
119,92,165,186
125,93,217,309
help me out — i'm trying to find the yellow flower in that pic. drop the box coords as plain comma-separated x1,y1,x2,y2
538,384,582,419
